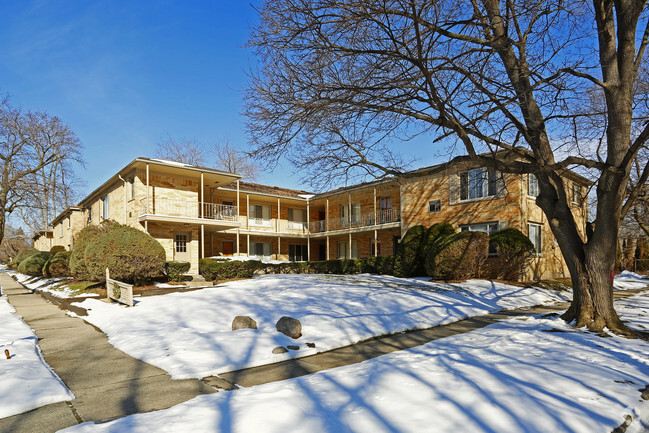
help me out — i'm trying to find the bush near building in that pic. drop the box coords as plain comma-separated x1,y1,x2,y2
49,245,66,254
489,228,535,281
10,247,40,269
83,224,166,285
17,251,53,277
165,261,191,282
43,251,72,278
427,231,490,280
70,221,119,280
393,225,427,277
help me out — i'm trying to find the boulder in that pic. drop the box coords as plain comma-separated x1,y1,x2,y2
287,345,300,351
232,315,257,331
276,316,302,339
272,346,288,354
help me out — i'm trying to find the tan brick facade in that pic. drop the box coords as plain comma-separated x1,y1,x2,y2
36,156,588,281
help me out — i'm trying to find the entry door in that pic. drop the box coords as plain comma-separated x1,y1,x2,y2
223,240,234,256
174,231,191,262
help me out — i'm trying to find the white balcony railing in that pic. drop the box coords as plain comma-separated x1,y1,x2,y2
308,208,401,233
139,198,238,222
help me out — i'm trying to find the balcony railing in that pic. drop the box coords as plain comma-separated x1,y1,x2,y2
139,198,238,222
309,208,401,233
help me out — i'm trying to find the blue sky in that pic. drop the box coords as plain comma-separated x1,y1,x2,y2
0,1,442,199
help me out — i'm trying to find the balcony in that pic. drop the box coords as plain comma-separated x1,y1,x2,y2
138,198,239,226
309,208,401,233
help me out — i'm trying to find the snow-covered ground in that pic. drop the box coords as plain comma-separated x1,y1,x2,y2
58,292,649,433
70,274,571,379
8,272,100,298
0,281,74,418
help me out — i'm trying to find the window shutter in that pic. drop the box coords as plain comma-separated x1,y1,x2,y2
449,174,457,205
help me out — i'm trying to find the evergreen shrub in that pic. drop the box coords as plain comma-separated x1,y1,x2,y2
489,228,535,281
44,251,72,278
70,221,119,280
429,231,490,280
393,225,426,277
165,261,191,282
13,248,40,267
50,245,66,254
18,251,53,277
84,225,166,285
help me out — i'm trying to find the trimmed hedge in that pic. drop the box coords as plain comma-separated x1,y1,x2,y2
166,261,191,282
50,245,66,254
490,228,535,280
428,231,490,280
393,225,426,277
83,225,166,285
198,256,397,281
70,221,119,280
13,248,39,267
18,251,53,277
44,251,72,278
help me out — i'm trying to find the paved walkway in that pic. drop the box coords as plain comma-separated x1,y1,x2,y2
1,272,647,432
0,273,215,433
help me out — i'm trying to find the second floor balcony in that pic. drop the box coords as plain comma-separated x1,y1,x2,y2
309,208,401,233
139,198,238,223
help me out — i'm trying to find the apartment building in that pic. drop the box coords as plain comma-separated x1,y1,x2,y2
33,155,589,280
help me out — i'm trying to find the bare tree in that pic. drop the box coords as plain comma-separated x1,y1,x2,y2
0,225,28,262
0,100,84,245
155,135,206,166
211,139,260,181
246,0,649,333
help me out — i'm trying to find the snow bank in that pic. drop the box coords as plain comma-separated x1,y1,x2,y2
0,283,74,418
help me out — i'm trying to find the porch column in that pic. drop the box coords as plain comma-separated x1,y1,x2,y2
277,198,281,232
200,173,204,219
237,180,241,256
306,197,311,261
145,163,150,232
326,235,330,260
236,230,240,256
374,229,378,257
246,194,250,230
277,236,281,260
200,224,204,260
247,234,250,256
374,187,377,226
348,232,352,258
326,199,329,231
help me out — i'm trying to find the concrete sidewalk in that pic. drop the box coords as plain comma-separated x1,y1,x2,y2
0,273,215,433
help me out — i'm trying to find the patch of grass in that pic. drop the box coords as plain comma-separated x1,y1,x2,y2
531,279,573,292
61,281,103,296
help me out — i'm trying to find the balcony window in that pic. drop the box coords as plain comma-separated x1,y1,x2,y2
288,208,306,230
341,203,361,226
459,168,498,200
249,204,272,226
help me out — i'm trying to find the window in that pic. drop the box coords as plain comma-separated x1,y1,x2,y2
341,203,361,226
60,224,64,238
175,234,187,253
528,174,539,197
67,217,71,228
289,244,308,261
129,178,135,200
250,242,271,260
528,223,542,255
429,200,441,213
572,184,582,205
459,168,498,200
249,205,272,226
371,239,381,256
337,240,358,259
88,207,92,222
379,197,393,223
460,222,500,256
288,208,306,230
103,196,109,220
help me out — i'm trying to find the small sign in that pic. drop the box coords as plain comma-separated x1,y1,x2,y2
106,268,134,307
